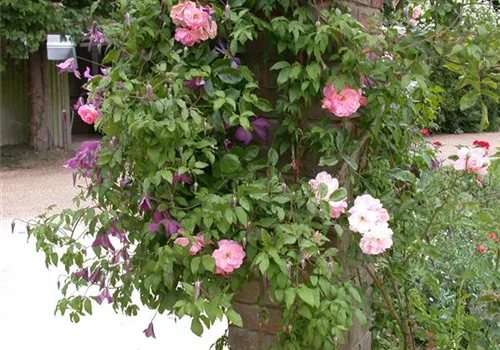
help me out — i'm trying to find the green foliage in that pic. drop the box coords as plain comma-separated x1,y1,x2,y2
24,0,500,349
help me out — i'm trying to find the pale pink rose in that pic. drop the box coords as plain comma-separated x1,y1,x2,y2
322,84,363,117
409,18,418,26
309,171,340,202
183,2,209,28
77,104,99,124
329,199,348,219
412,5,423,19
348,194,390,233
453,147,490,175
174,28,199,47
174,234,206,255
359,224,394,255
170,1,191,26
212,240,245,275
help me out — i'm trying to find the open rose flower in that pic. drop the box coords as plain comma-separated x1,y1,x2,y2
309,171,340,202
322,84,363,117
171,1,217,47
78,104,99,124
174,28,199,47
473,140,490,150
348,194,389,233
359,224,394,255
212,240,245,275
183,2,209,29
329,200,348,219
453,146,490,175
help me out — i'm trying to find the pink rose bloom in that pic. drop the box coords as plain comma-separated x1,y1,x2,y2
309,171,340,202
359,224,394,255
170,1,191,26
174,28,200,47
183,2,209,29
329,200,348,219
453,147,490,175
348,209,378,233
174,234,206,255
348,194,390,233
412,5,423,19
77,104,99,124
409,18,418,26
212,240,245,275
322,84,362,117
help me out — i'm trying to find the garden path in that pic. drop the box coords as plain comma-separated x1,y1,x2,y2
0,131,498,349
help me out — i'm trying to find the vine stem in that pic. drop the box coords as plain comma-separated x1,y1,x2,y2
364,263,410,350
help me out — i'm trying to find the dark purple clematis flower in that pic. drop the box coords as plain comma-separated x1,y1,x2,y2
234,118,271,145
224,139,234,151
83,66,93,80
183,77,206,89
73,267,89,281
231,57,241,69
173,173,192,185
96,288,114,305
85,21,107,50
64,141,101,185
56,58,81,79
360,74,375,89
431,158,444,171
113,248,130,264
88,267,102,283
92,232,115,251
143,322,156,339
119,178,131,187
202,4,215,15
148,210,181,236
139,195,152,212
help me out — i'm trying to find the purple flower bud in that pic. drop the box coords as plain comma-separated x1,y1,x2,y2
193,182,198,192
119,178,130,187
242,236,247,248
88,267,102,283
99,275,106,290
83,66,93,80
183,77,205,89
73,97,85,111
145,82,153,101
73,267,89,281
139,195,152,212
125,12,131,27
143,322,156,338
194,281,201,300
96,288,113,304
224,139,234,151
231,57,241,69
173,173,192,185
224,3,231,19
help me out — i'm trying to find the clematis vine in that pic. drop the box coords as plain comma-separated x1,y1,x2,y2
85,21,107,50
64,140,101,185
148,210,181,235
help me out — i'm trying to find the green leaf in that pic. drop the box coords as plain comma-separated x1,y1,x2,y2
268,148,279,166
219,154,241,173
480,102,489,131
355,309,367,326
202,255,215,272
191,257,201,273
341,155,358,171
235,207,248,226
83,299,92,315
270,61,290,70
459,92,479,111
226,309,243,327
284,289,296,309
298,285,316,307
330,188,347,202
191,318,204,336
218,68,243,85
277,67,291,85
214,98,225,110
102,49,118,64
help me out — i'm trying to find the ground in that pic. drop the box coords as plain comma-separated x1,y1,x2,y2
0,132,498,349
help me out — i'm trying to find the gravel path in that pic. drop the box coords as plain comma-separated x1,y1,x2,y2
1,132,498,349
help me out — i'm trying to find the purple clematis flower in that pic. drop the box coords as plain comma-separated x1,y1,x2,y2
83,66,93,80
56,58,81,79
234,118,271,145
85,21,107,50
119,178,131,187
183,77,206,89
73,97,85,111
73,267,89,281
109,227,129,243
148,210,181,236
92,232,115,250
88,267,102,283
214,38,241,68
224,139,234,151
139,195,152,212
173,173,192,185
96,288,114,305
194,281,201,300
231,57,241,69
64,140,101,185
143,322,156,339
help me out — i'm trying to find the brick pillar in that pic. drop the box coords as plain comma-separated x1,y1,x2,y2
228,1,382,349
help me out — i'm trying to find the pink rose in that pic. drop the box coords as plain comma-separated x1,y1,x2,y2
453,147,490,175
170,1,191,26
174,234,206,255
174,28,200,47
412,5,423,19
409,18,418,26
183,2,209,28
348,194,390,234
359,224,394,255
309,171,340,202
476,244,487,254
77,104,99,124
329,200,348,219
212,240,245,275
322,84,363,117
